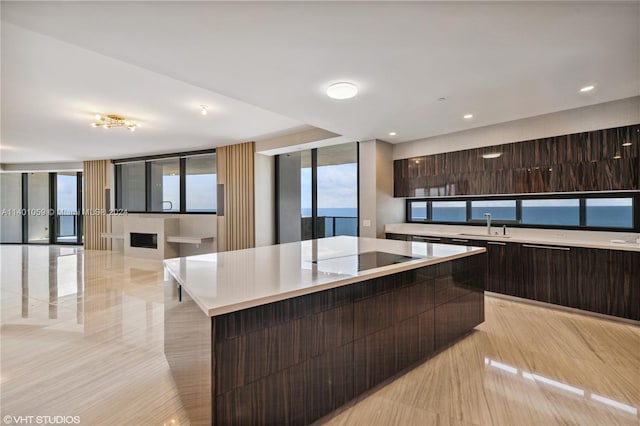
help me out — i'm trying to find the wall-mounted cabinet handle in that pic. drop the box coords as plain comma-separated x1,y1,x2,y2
522,244,570,251
451,238,469,243
487,241,506,246
412,236,440,241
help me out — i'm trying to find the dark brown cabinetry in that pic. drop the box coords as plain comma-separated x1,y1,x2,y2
388,233,640,320
394,124,640,197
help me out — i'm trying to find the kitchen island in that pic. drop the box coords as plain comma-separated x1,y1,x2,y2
163,236,486,425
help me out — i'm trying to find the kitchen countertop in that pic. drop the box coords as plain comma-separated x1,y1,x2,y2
163,235,485,316
385,223,640,252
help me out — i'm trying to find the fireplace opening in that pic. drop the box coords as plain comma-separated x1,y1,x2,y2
130,232,158,249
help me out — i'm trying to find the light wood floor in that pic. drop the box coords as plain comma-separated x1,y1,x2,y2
1,245,638,426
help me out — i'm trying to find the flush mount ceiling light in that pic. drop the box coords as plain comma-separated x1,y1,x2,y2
326,82,358,100
200,105,209,115
482,152,502,159
463,114,474,119
389,132,397,136
580,85,595,92
91,114,140,132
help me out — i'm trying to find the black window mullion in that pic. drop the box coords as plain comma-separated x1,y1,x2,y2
22,173,28,244
465,201,472,222
516,199,522,224
49,173,56,244
77,172,83,245
179,157,186,213
311,148,318,239
427,201,433,221
579,199,586,227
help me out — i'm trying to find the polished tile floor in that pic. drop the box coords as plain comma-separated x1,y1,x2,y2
1,245,638,426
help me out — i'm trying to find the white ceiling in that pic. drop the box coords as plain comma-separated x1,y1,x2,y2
2,1,639,164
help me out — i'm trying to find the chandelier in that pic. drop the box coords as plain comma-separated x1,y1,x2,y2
91,114,141,131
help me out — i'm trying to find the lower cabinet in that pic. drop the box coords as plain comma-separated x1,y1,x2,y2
389,233,640,321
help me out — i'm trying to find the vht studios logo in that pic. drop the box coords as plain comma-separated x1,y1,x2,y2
3,415,80,425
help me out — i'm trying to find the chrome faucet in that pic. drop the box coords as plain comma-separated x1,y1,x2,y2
484,213,492,235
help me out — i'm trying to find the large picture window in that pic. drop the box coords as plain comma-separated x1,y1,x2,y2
276,142,358,243
406,193,638,231
115,150,216,214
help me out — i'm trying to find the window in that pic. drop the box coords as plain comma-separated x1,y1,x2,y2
410,201,427,221
406,194,637,231
471,200,516,221
586,198,633,228
118,162,145,211
149,158,180,212
186,154,217,212
522,199,579,226
115,150,216,213
432,201,466,222
276,142,358,243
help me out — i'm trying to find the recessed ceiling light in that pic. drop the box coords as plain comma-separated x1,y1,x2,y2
326,82,358,100
200,105,209,115
580,85,595,92
482,152,502,159
389,132,397,136
622,141,632,147
464,114,473,119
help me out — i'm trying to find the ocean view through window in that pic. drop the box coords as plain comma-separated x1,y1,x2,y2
406,193,638,231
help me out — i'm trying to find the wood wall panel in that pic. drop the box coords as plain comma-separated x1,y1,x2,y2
83,160,110,250
394,124,640,197
216,141,255,251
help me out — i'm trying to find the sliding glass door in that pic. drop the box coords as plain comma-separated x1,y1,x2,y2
277,142,358,243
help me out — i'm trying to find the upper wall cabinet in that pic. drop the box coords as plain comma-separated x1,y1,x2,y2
394,124,640,197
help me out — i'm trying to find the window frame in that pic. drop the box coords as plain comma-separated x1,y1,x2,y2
113,149,217,214
406,191,640,232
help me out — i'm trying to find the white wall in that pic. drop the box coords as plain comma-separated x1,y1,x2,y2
394,96,640,159
254,153,275,247
358,140,377,238
0,173,23,243
359,140,404,239
375,141,404,237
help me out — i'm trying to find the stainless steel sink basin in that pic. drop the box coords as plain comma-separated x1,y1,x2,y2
456,233,512,239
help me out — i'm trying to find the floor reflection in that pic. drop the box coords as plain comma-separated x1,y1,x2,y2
1,245,188,425
2,245,639,426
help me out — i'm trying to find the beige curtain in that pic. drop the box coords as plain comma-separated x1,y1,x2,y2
216,142,255,251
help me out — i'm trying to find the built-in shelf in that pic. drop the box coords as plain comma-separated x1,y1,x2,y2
166,235,215,245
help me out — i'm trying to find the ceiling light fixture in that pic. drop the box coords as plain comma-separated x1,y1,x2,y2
389,132,397,136
464,114,473,119
482,152,502,159
613,154,622,159
580,85,595,92
622,141,632,147
326,82,358,100
91,114,140,132
200,105,209,115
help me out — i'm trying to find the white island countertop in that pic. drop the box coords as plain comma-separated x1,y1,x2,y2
163,236,485,317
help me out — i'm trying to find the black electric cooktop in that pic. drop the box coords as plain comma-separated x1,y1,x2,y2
313,251,418,272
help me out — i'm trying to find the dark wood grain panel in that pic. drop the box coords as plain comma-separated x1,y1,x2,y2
212,255,486,425
394,124,640,197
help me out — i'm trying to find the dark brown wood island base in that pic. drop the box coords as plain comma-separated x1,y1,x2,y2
163,236,486,425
